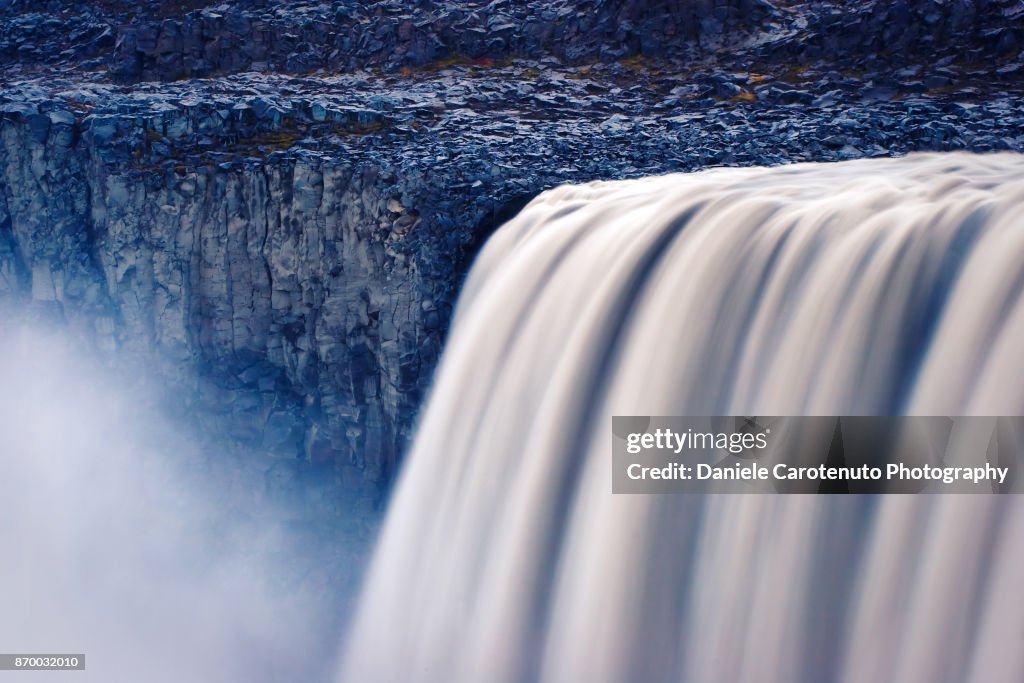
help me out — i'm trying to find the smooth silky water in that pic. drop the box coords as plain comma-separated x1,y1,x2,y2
340,152,1024,683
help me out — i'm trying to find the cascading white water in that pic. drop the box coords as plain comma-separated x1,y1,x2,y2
340,152,1024,683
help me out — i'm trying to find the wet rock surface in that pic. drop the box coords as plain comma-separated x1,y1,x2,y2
1,0,1023,501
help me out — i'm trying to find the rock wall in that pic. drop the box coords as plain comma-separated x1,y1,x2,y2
106,0,781,83
767,0,1023,65
0,104,455,494
5,1,1021,85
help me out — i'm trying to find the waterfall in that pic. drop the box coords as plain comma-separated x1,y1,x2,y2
339,152,1024,683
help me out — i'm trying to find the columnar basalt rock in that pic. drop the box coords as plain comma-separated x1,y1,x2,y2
0,103,454,493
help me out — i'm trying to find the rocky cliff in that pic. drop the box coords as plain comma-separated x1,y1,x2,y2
1,0,1022,503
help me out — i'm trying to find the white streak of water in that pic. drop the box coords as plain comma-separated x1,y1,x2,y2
341,153,1024,683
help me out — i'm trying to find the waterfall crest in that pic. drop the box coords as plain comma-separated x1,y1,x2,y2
340,153,1024,683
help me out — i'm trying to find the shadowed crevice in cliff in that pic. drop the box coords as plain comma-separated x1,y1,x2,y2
0,202,31,299
455,192,539,301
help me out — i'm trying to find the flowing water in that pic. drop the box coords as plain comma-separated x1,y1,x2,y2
340,152,1024,683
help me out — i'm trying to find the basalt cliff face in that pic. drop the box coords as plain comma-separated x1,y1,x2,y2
1,0,1023,507
0,91,470,500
